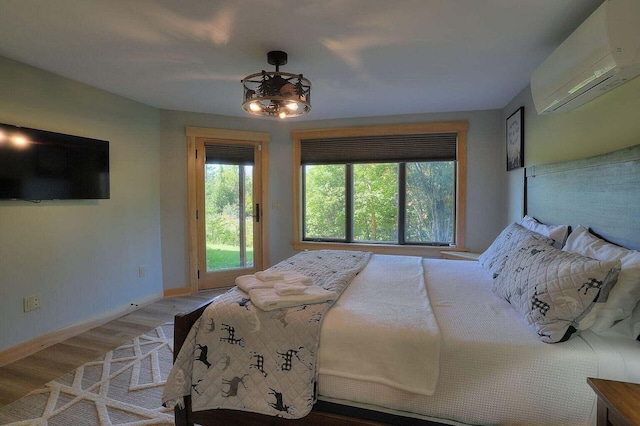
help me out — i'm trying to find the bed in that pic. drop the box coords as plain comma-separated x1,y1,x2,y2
165,144,640,425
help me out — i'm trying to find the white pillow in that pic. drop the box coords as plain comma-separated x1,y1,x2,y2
563,225,640,332
479,222,555,278
598,301,640,340
493,239,621,343
520,215,569,249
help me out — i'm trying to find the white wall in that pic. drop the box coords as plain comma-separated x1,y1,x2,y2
0,56,162,352
503,76,640,223
159,109,506,291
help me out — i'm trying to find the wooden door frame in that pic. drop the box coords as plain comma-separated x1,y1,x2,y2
186,126,270,294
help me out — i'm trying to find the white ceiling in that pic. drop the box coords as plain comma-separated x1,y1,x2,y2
0,0,603,121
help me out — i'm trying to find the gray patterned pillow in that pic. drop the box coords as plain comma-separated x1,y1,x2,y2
493,240,621,343
479,223,555,278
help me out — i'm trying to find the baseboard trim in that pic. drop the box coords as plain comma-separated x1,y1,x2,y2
0,292,163,367
164,287,194,297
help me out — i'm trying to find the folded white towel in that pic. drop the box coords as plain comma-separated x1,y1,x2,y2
249,286,337,312
255,270,284,281
236,271,313,293
274,282,309,296
235,275,273,293
282,271,313,285
280,271,313,285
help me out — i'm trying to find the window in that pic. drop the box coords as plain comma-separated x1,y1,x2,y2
292,122,468,255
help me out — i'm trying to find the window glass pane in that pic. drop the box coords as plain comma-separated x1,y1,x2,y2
354,163,398,243
205,164,242,270
303,164,346,240
405,162,455,244
243,165,254,267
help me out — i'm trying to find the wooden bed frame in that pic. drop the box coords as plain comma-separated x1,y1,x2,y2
173,143,640,426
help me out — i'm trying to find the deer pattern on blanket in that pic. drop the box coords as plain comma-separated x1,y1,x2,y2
162,250,372,419
191,293,321,417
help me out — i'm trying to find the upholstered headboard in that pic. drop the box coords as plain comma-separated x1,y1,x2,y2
526,144,640,251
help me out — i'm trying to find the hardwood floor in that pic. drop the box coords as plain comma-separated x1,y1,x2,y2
0,289,225,408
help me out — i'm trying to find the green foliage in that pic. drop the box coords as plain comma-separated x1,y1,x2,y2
406,162,454,243
206,243,254,270
303,161,454,244
205,164,240,215
204,164,254,246
353,163,397,242
203,164,254,271
304,164,346,239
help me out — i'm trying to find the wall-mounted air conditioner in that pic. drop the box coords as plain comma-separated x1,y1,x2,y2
531,0,640,114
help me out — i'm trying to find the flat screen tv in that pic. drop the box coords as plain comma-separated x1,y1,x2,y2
0,122,110,200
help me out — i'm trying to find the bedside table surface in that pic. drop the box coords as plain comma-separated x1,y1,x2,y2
588,377,640,426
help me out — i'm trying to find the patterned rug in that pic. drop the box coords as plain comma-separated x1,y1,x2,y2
0,323,176,425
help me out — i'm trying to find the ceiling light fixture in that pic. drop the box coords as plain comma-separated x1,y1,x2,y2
241,51,311,119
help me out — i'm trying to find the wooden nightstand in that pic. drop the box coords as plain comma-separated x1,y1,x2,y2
440,251,480,261
587,378,640,426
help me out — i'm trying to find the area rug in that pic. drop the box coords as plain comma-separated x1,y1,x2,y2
0,323,176,425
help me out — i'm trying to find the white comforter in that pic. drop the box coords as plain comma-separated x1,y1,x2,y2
319,255,441,396
317,258,640,426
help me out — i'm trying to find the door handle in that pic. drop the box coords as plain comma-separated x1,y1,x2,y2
247,204,260,222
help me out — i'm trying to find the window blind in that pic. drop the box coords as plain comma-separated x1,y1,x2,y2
300,133,457,165
204,143,254,165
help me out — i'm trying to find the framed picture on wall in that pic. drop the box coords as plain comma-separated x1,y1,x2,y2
506,107,524,171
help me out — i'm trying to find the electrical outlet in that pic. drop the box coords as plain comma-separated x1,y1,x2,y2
138,265,146,277
24,294,42,312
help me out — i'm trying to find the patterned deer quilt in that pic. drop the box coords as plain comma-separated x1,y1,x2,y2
162,250,372,418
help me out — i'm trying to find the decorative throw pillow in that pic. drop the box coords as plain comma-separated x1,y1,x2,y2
563,225,640,332
519,215,569,249
493,239,621,343
478,222,555,278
